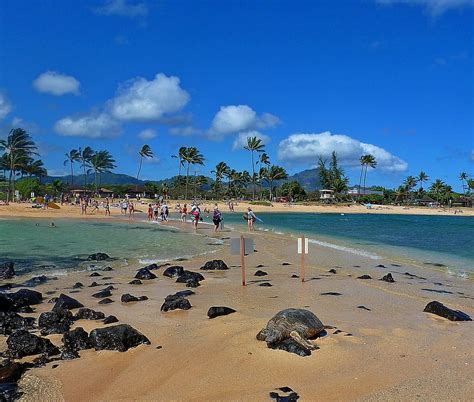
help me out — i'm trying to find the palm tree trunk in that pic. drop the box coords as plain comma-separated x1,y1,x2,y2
6,166,13,203
185,163,190,200
363,165,368,196
136,157,143,191
269,179,273,201
358,165,364,197
251,151,255,200
70,161,74,187
83,164,87,188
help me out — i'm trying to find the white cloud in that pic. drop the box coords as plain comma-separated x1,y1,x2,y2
108,73,190,122
94,0,148,17
376,0,474,15
209,105,280,138
0,93,12,119
169,126,202,136
32,71,80,96
278,131,408,172
138,128,157,140
54,113,120,138
232,131,270,151
11,117,39,133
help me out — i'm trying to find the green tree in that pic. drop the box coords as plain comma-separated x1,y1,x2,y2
64,149,80,186
171,147,187,177
181,147,204,200
429,179,446,205
244,136,265,200
211,161,230,198
279,180,306,201
15,177,41,199
78,146,94,188
459,172,468,195
359,154,377,196
264,165,288,200
89,150,116,192
403,175,417,204
417,171,429,191
137,145,154,190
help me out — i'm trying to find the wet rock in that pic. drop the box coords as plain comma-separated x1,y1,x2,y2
259,282,272,287
22,275,54,287
0,261,15,280
207,307,236,319
268,338,312,357
98,298,113,305
31,354,57,368
121,294,148,303
61,327,91,357
423,301,472,321
282,262,291,266
17,305,34,313
291,274,299,278
88,253,110,261
381,273,395,283
404,272,426,280
60,349,80,360
357,275,372,280
38,309,74,335
74,308,105,321
6,330,60,358
134,268,157,280
102,266,114,271
53,294,83,311
376,264,386,268
270,386,300,401
92,289,112,298
254,270,268,276
0,289,43,312
185,279,200,288
103,315,119,324
200,259,229,270
89,324,150,352
90,272,101,277
0,312,35,335
357,305,371,311
321,292,342,296
72,282,84,289
128,279,142,285
328,269,337,274
0,360,28,385
176,271,204,284
102,285,116,291
256,264,265,268
163,266,185,278
89,281,100,287
143,263,160,270
173,290,195,298
161,295,192,312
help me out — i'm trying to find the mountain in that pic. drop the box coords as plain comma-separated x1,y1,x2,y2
283,168,321,191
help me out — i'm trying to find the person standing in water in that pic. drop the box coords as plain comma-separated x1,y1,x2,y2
191,204,200,229
181,204,188,223
105,197,111,216
128,201,135,219
212,206,222,232
247,207,257,231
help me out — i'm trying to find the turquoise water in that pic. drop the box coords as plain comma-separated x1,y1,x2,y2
0,218,218,275
221,212,474,276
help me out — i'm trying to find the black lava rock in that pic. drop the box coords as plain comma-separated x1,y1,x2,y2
163,266,184,278
0,311,35,335
121,294,148,303
259,282,273,287
376,264,386,268
6,330,60,358
328,269,337,274
254,270,268,276
102,266,114,271
357,275,372,280
74,308,105,321
90,272,102,277
282,262,291,266
0,360,29,384
357,305,372,311
143,263,159,270
134,268,157,280
128,279,142,285
98,298,114,305
0,261,15,280
89,324,150,352
423,301,472,321
103,315,119,324
174,290,195,297
92,289,112,298
53,294,84,311
88,253,110,261
291,274,299,278
321,292,342,296
200,259,229,270
161,295,192,312
0,289,43,312
89,282,100,287
38,309,74,335
185,279,201,288
176,270,205,283
381,273,395,283
72,282,84,289
61,327,91,358
207,307,236,319
102,285,116,291
22,275,53,287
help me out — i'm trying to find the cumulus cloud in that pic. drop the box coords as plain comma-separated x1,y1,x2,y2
209,105,280,138
0,93,12,119
376,0,474,15
138,128,157,140
232,131,270,151
33,71,80,96
169,126,202,136
278,131,408,172
54,113,121,138
94,0,148,17
108,73,190,122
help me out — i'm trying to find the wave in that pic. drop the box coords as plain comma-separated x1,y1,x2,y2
307,238,381,260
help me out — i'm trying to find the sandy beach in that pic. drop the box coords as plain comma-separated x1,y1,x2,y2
1,209,473,401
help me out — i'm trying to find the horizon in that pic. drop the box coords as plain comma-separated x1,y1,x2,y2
0,0,473,191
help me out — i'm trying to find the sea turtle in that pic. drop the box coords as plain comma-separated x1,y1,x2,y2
256,308,324,355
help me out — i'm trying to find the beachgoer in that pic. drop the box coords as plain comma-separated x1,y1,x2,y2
128,201,135,219
160,203,168,222
49,222,56,228
191,204,200,229
105,198,111,216
153,204,159,221
121,199,128,215
181,204,188,223
247,207,257,231
147,204,153,221
212,206,222,232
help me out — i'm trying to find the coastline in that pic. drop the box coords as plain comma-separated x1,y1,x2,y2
1,211,473,400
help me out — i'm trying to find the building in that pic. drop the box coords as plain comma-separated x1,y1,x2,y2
319,189,335,202
347,188,384,197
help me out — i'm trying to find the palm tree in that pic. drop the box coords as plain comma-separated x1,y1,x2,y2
171,147,187,177
181,147,204,200
358,154,377,197
417,171,429,191
459,172,468,195
394,185,407,204
467,178,474,192
403,176,417,204
136,145,153,190
0,128,38,202
78,146,94,188
429,179,445,205
211,161,230,198
244,136,265,200
89,150,116,192
23,159,47,182
264,165,288,201
63,149,80,186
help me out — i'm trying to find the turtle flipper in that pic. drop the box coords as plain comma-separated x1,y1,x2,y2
289,330,318,351
256,328,268,341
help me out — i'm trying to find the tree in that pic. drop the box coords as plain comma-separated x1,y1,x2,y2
244,136,265,200
171,147,187,177
15,177,41,199
78,147,94,188
359,154,377,196
137,145,153,190
0,128,38,202
459,172,468,195
89,150,116,191
394,185,407,204
193,175,208,198
64,149,80,186
467,178,474,192
429,179,446,205
264,165,288,200
211,161,230,198
417,171,429,191
181,147,204,200
279,181,306,201
403,176,417,204
318,152,349,201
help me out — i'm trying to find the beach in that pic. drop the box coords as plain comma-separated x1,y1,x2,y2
0,207,473,401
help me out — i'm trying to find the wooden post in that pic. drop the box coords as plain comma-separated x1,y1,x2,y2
301,235,305,283
240,234,246,286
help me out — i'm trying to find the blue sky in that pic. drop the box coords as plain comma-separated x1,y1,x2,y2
0,0,473,190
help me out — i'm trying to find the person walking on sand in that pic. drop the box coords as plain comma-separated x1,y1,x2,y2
128,201,135,219
247,207,257,231
212,206,222,232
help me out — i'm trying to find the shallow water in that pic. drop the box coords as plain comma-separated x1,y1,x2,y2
0,218,218,275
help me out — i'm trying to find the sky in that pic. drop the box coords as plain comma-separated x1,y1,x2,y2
0,0,473,190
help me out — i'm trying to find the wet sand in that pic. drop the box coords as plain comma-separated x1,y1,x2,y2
2,214,473,401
